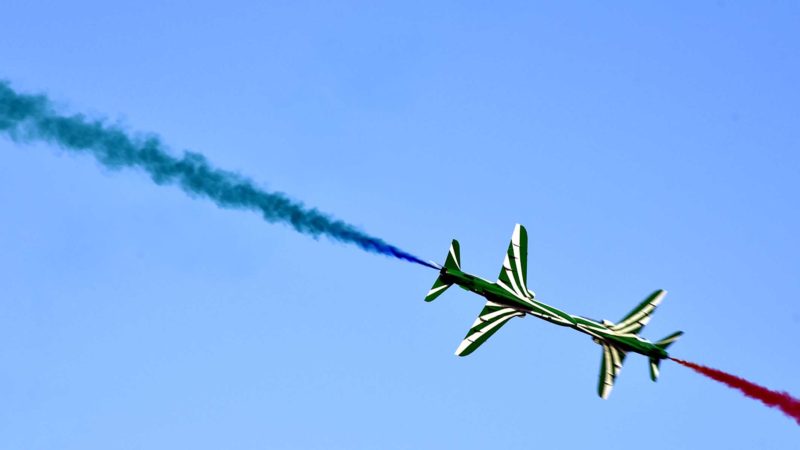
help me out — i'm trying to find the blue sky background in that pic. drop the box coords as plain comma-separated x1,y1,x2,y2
1,2,799,448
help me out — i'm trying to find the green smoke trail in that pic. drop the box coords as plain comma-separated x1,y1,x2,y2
0,81,437,269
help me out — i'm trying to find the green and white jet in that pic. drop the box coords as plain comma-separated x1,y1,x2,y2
425,224,683,399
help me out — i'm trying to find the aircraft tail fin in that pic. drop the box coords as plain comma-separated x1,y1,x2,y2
443,239,461,271
649,331,684,381
424,240,460,302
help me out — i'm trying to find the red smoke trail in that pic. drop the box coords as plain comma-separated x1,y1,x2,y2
670,358,800,425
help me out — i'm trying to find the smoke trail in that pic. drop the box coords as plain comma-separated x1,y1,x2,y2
670,358,800,425
0,81,437,270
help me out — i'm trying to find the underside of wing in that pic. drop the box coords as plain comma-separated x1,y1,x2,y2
455,302,524,357
496,224,533,300
611,290,667,335
598,343,626,399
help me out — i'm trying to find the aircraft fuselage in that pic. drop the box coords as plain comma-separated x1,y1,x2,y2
439,267,668,360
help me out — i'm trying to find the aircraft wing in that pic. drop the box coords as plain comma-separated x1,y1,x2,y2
496,224,534,300
598,343,627,399
610,290,666,335
455,302,524,356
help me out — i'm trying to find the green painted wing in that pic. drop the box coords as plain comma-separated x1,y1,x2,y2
455,302,524,356
598,343,626,399
496,224,533,299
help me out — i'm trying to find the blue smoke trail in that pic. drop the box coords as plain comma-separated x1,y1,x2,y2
0,81,437,270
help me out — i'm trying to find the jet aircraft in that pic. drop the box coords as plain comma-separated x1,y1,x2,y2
425,224,683,399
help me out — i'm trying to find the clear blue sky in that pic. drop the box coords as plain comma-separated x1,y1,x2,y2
1,2,798,448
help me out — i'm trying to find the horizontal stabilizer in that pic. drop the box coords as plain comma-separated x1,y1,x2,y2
611,290,667,335
649,358,661,381
425,275,451,302
650,332,682,381
655,331,683,350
